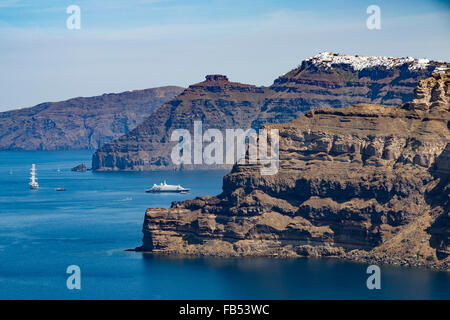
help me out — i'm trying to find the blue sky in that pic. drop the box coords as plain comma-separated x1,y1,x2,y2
0,0,449,111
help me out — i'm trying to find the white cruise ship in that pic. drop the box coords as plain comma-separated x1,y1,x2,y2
146,181,190,193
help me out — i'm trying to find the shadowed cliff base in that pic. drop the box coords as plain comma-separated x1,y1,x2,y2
135,73,450,270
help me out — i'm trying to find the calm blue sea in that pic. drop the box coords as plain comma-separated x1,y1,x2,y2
0,151,448,300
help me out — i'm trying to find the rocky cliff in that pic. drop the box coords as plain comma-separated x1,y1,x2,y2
92,75,272,170
93,53,448,171
254,52,447,127
0,86,184,150
136,73,450,270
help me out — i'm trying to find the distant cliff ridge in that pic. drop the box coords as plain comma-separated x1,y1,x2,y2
136,73,450,270
0,86,184,150
92,76,271,171
92,53,449,171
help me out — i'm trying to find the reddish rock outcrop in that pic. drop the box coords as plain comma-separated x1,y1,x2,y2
92,76,271,170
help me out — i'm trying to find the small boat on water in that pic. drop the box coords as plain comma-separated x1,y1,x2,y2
29,164,39,189
146,181,190,193
56,187,66,192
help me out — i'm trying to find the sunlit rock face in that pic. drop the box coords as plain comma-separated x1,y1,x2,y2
137,74,450,270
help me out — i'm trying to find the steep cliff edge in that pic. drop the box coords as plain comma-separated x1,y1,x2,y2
254,52,447,126
0,86,184,150
92,75,271,170
93,53,448,171
136,73,450,270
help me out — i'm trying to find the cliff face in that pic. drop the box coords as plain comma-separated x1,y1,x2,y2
137,73,450,270
92,75,272,170
0,86,184,150
93,53,448,171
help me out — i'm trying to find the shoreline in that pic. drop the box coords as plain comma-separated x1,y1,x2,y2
129,247,449,272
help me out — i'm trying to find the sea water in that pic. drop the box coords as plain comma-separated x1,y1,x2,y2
0,151,448,299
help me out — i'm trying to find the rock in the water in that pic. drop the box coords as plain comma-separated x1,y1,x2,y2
71,163,87,172
136,73,450,270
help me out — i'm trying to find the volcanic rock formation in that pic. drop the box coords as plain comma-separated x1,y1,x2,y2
93,53,448,171
0,86,184,150
92,75,271,170
136,73,450,270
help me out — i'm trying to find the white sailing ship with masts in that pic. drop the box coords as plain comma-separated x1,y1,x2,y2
29,164,39,189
